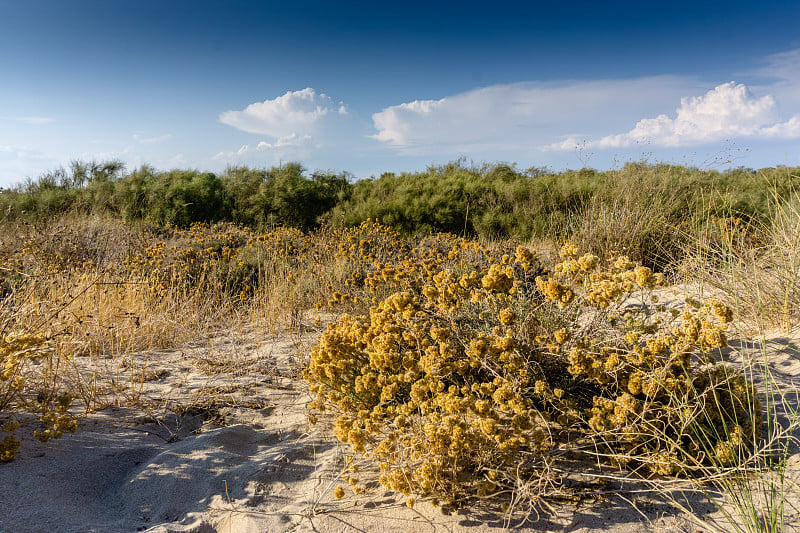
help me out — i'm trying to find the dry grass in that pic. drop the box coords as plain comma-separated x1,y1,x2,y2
0,192,799,531
679,169,800,333
668,169,800,532
561,168,695,274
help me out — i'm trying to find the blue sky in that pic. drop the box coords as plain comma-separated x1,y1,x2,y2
2,0,800,187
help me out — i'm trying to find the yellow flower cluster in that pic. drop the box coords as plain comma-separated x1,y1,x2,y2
0,433,20,462
535,277,574,307
33,392,77,443
307,237,761,507
0,333,77,460
307,238,552,505
534,250,760,475
1,334,48,381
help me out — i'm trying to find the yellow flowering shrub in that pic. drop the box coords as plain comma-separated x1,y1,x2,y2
0,329,76,461
307,239,762,509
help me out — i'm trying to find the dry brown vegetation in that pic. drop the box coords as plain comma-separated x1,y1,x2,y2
0,166,799,532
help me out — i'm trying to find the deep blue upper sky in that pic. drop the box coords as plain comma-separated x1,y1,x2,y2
2,0,800,185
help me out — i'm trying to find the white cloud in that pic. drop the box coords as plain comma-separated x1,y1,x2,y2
759,48,800,82
256,133,311,150
212,134,313,163
548,82,800,151
133,133,172,144
760,115,800,137
155,153,188,169
372,100,445,145
211,150,233,162
84,145,134,161
0,116,54,125
370,77,703,154
753,48,800,114
219,88,340,139
0,145,60,187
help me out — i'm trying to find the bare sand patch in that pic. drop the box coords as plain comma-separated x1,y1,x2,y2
1,319,799,532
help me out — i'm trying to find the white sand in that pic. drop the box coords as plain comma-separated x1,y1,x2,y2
1,311,799,532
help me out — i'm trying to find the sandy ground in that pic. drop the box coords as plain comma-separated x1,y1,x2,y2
2,294,800,532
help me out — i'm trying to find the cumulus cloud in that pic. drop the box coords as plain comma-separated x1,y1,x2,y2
219,88,342,139
760,115,800,137
212,134,313,163
256,133,312,150
547,82,800,151
370,77,703,153
372,100,445,145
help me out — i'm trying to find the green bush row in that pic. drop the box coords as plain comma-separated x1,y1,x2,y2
0,161,350,230
2,159,798,246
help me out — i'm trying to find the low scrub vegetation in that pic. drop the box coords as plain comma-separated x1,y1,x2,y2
3,160,799,272
307,238,761,509
0,162,797,530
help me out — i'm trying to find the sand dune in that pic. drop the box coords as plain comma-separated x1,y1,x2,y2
2,315,799,533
